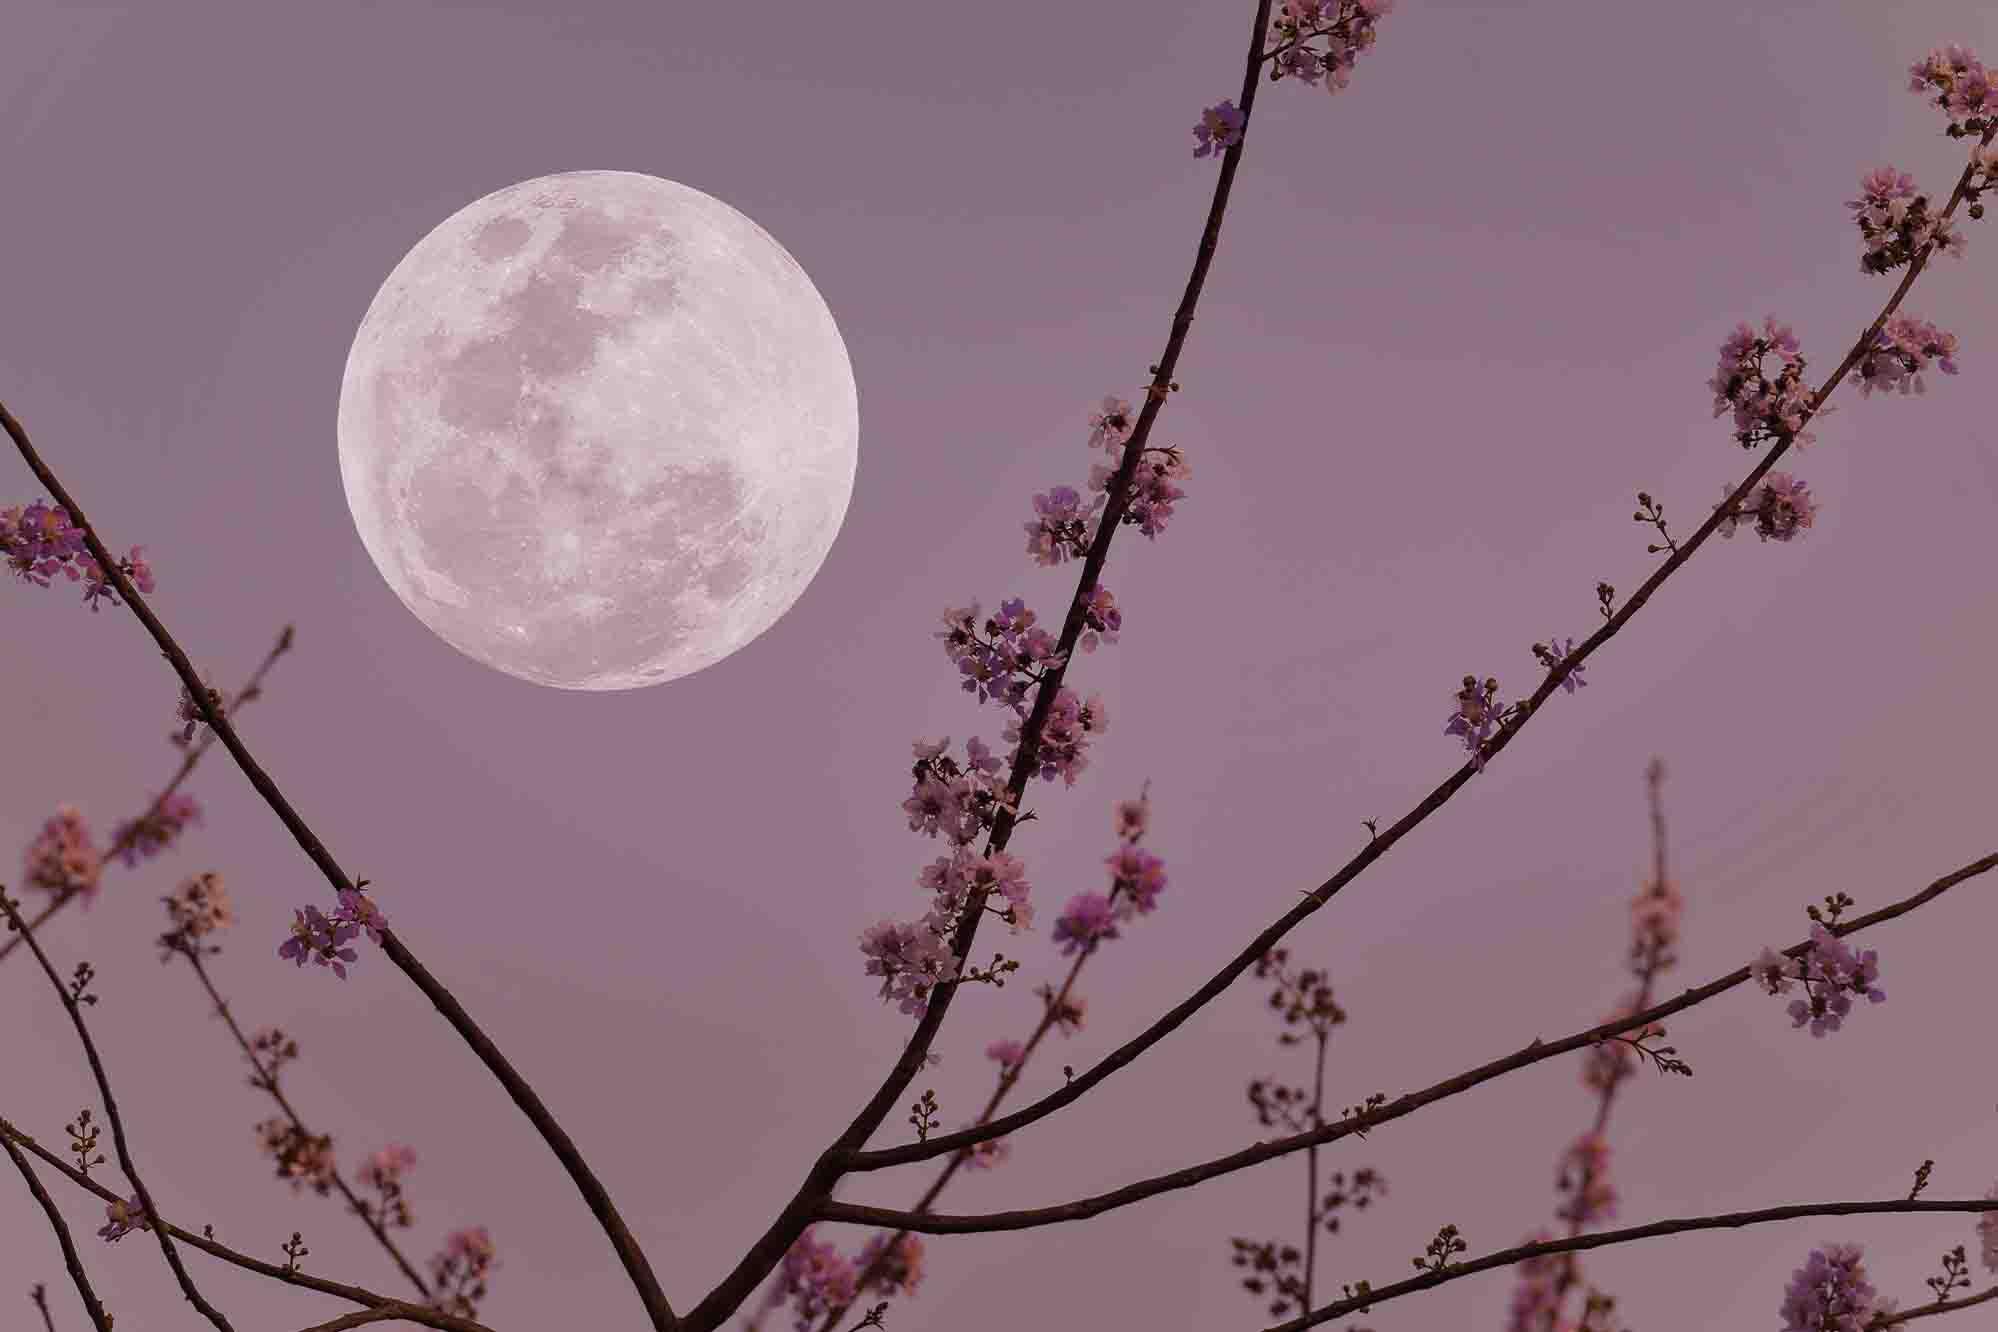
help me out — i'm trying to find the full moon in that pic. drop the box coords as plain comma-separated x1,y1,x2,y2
336,170,858,690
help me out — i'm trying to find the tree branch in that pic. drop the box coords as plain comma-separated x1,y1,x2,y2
2,1130,112,1331
0,889,234,1330
817,852,1995,1232
0,397,678,1331
0,1118,492,1332
1264,1198,1998,1332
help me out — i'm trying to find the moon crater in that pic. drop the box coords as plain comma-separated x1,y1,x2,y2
338,170,858,689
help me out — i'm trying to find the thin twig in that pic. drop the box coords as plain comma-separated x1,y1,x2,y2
817,851,1998,1232
0,624,290,966
174,942,433,1299
0,1118,492,1332
0,888,235,1329
2,1132,112,1331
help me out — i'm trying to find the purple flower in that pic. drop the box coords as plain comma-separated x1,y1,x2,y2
1193,100,1245,157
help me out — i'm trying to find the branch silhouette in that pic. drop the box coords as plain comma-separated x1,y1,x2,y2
817,852,1996,1234
0,396,679,1331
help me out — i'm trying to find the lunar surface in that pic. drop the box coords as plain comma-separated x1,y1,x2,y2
336,170,858,690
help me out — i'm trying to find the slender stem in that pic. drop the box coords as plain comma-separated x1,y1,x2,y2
2,1133,112,1331
0,1118,492,1332
0,625,289,966
175,943,433,1300
29,1281,59,1332
0,398,678,1331
815,851,1998,1233
0,890,234,1330
679,5,1281,1327
1267,1199,1998,1332
1301,1028,1329,1311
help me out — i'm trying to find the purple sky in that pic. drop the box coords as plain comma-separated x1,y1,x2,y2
4,2,1996,1329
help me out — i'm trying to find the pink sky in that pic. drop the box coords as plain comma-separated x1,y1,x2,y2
3,2,1995,1329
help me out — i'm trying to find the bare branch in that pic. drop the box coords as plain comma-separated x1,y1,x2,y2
3,1131,112,1331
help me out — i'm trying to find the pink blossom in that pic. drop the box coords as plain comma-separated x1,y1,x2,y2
1779,1243,1892,1332
1089,446,1191,539
1909,44,1997,133
1087,395,1136,451
1106,843,1168,917
1051,891,1121,956
987,1039,1026,1069
1554,1132,1617,1226
1857,314,1960,396
97,1195,152,1242
277,904,361,979
1709,317,1816,449
772,1227,857,1332
110,792,202,868
1716,471,1817,544
162,871,234,941
856,1232,926,1297
1078,582,1122,654
1443,675,1503,772
22,805,103,906
1024,484,1106,568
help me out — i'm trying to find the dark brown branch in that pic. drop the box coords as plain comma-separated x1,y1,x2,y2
0,1119,491,1332
0,889,234,1330
678,4,1281,1328
0,397,678,1331
3,1130,112,1331
818,852,1996,1232
1264,1198,1998,1332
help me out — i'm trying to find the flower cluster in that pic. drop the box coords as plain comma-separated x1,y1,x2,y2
1087,396,1135,451
1970,142,1998,220
764,1226,859,1332
174,672,227,745
1909,44,1997,137
986,1038,1026,1069
1088,445,1191,540
1050,791,1167,957
1848,166,1966,274
1751,924,1886,1038
1778,1243,1893,1332
902,735,1016,848
935,598,1066,712
1856,314,1961,396
1709,317,1815,450
1715,471,1817,544
1531,637,1589,697
1004,685,1109,787
256,1117,338,1194
429,1226,496,1319
1025,483,1107,567
859,919,961,1019
110,792,201,868
22,805,104,906
855,1232,927,1298
1264,0,1393,94
97,1195,153,1243
1193,100,1245,157
0,499,155,610
277,886,389,980
356,1144,417,1229
1553,1132,1617,1227
159,870,234,952
1444,675,1530,773
1078,583,1121,654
